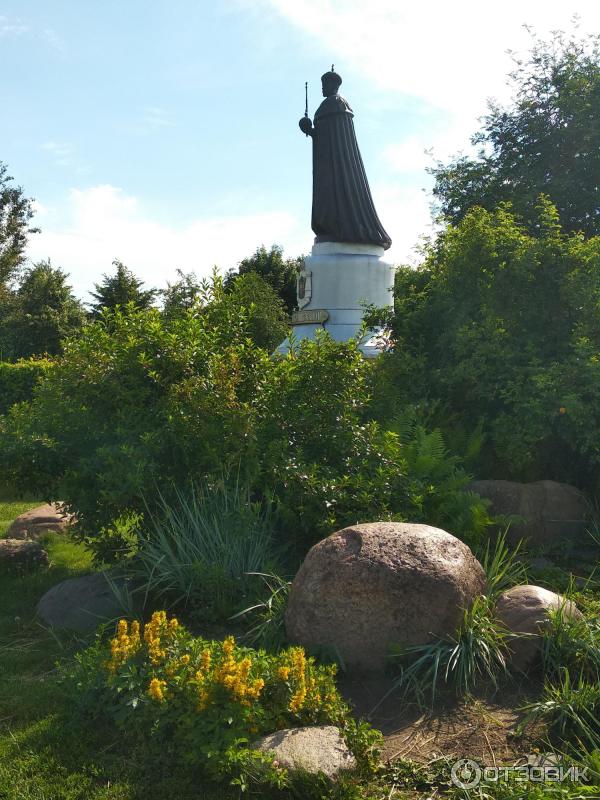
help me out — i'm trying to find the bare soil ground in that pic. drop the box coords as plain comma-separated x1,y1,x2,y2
340,675,543,766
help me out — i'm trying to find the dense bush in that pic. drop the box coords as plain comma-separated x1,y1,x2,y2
69,611,378,787
0,281,493,561
0,358,54,414
373,198,600,489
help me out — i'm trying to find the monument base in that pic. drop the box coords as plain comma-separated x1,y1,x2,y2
276,241,394,358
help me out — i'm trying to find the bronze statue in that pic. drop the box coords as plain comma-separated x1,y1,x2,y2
299,68,391,250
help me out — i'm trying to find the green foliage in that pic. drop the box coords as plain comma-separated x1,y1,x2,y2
480,530,528,598
89,259,156,317
0,161,39,288
431,29,600,237
384,597,510,706
389,410,494,548
541,610,600,684
520,672,600,751
378,199,600,488
161,268,206,317
0,290,494,561
0,357,54,414
68,611,369,788
234,572,291,651
225,272,290,350
225,244,301,314
0,289,271,551
135,482,279,622
0,260,86,359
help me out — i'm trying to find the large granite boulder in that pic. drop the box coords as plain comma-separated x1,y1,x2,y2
252,726,355,779
469,480,587,547
7,503,74,540
285,522,486,673
37,572,132,633
495,584,583,671
0,538,49,569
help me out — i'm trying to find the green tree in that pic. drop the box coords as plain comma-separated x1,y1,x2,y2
0,260,85,359
376,197,600,488
161,269,205,317
225,245,301,314
431,30,600,236
0,161,39,288
223,272,289,351
89,260,156,318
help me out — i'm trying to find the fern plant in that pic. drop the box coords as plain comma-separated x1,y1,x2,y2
391,409,495,548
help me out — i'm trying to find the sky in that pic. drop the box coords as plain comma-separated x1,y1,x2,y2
3,0,600,301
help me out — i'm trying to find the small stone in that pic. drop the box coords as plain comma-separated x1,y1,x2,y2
7,503,74,540
495,584,583,671
252,726,356,779
0,538,49,569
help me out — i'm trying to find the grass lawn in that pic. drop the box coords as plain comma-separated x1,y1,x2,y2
0,494,42,537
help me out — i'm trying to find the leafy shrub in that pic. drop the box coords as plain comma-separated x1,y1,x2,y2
0,292,271,551
135,483,279,622
0,290,495,561
0,358,53,414
69,611,375,787
256,337,494,555
373,199,600,490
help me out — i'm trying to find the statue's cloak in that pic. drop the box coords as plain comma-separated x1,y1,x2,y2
311,94,391,250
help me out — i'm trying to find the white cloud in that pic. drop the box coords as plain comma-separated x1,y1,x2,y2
373,183,434,266
142,106,176,129
42,141,73,166
27,185,306,300
266,1,600,116
0,15,28,36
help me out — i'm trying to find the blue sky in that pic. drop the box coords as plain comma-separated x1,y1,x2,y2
2,1,600,299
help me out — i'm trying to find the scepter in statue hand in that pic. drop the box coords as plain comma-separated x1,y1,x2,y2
299,80,313,137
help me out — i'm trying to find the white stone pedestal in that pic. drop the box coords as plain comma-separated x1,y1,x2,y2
276,242,395,358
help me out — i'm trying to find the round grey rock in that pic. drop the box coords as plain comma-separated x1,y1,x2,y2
285,522,486,673
252,726,355,779
37,571,132,633
469,480,587,547
495,584,583,671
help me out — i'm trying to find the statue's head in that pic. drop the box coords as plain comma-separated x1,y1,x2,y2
321,67,342,97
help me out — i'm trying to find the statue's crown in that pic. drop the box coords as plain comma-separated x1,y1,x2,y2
321,66,342,88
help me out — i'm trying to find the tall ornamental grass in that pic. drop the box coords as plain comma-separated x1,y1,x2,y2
135,482,278,621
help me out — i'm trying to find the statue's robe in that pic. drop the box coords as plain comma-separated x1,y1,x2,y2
311,94,391,250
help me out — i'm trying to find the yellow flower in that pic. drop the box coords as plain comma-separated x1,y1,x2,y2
559,406,567,415
277,666,290,681
180,654,190,665
197,688,210,711
200,649,211,672
148,677,167,702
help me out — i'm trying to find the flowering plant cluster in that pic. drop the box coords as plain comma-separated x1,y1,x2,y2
71,611,360,785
